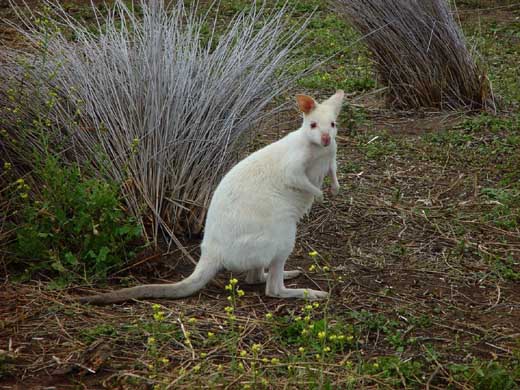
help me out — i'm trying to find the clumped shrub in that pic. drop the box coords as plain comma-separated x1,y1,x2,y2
0,0,308,247
13,157,142,284
330,0,496,110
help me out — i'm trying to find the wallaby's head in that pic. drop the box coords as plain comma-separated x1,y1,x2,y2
296,90,345,147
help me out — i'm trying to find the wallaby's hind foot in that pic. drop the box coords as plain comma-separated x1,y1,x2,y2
282,270,302,280
266,287,329,300
245,268,302,284
265,258,327,299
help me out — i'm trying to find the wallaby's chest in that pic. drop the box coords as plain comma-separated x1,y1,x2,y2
306,148,334,187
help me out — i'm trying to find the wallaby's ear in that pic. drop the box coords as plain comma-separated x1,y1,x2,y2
296,94,317,114
322,90,345,116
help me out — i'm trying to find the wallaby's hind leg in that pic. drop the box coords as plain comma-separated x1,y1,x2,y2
265,258,328,300
245,268,302,285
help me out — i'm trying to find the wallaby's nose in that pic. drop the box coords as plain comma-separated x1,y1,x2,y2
321,134,331,146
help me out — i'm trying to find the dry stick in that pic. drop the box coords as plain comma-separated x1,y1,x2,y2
485,283,502,312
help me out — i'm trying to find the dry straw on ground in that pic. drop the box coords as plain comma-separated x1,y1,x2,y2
331,0,496,111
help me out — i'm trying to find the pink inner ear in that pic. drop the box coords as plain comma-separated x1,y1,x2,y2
296,95,316,114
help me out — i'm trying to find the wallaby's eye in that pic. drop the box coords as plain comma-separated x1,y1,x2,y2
331,122,336,128
310,122,317,129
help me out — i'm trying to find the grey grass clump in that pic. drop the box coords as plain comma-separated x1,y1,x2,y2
331,0,495,110
0,0,308,247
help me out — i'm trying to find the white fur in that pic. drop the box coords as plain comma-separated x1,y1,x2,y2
79,91,344,304
201,90,345,299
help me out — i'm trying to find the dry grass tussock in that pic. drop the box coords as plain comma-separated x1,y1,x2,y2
0,0,309,248
331,0,496,111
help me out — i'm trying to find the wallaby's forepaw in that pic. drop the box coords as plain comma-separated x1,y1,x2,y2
330,182,340,196
315,191,324,203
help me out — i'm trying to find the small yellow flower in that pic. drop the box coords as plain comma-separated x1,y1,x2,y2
315,354,321,360
230,278,238,286
346,335,354,342
224,306,234,313
147,337,156,345
262,357,268,363
304,315,311,322
301,329,308,336
160,357,169,364
238,362,244,370
15,178,24,185
308,264,316,272
318,331,326,340
184,331,191,338
373,363,379,369
227,296,233,301
193,364,201,372
228,314,236,321
309,251,318,257
225,284,232,291
323,346,331,353
153,311,165,321
217,364,224,371
313,302,319,308
207,331,215,338
265,312,273,320
323,266,330,272
271,358,280,365
200,352,207,358
329,335,337,341
304,304,313,312
237,289,245,297
251,344,261,354
240,350,247,357
188,317,197,324
3,162,11,170
298,347,305,353
20,193,28,199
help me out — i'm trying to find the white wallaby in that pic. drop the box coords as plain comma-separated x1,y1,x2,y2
79,90,344,304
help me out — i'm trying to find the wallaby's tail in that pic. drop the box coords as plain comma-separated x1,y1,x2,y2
78,256,219,305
